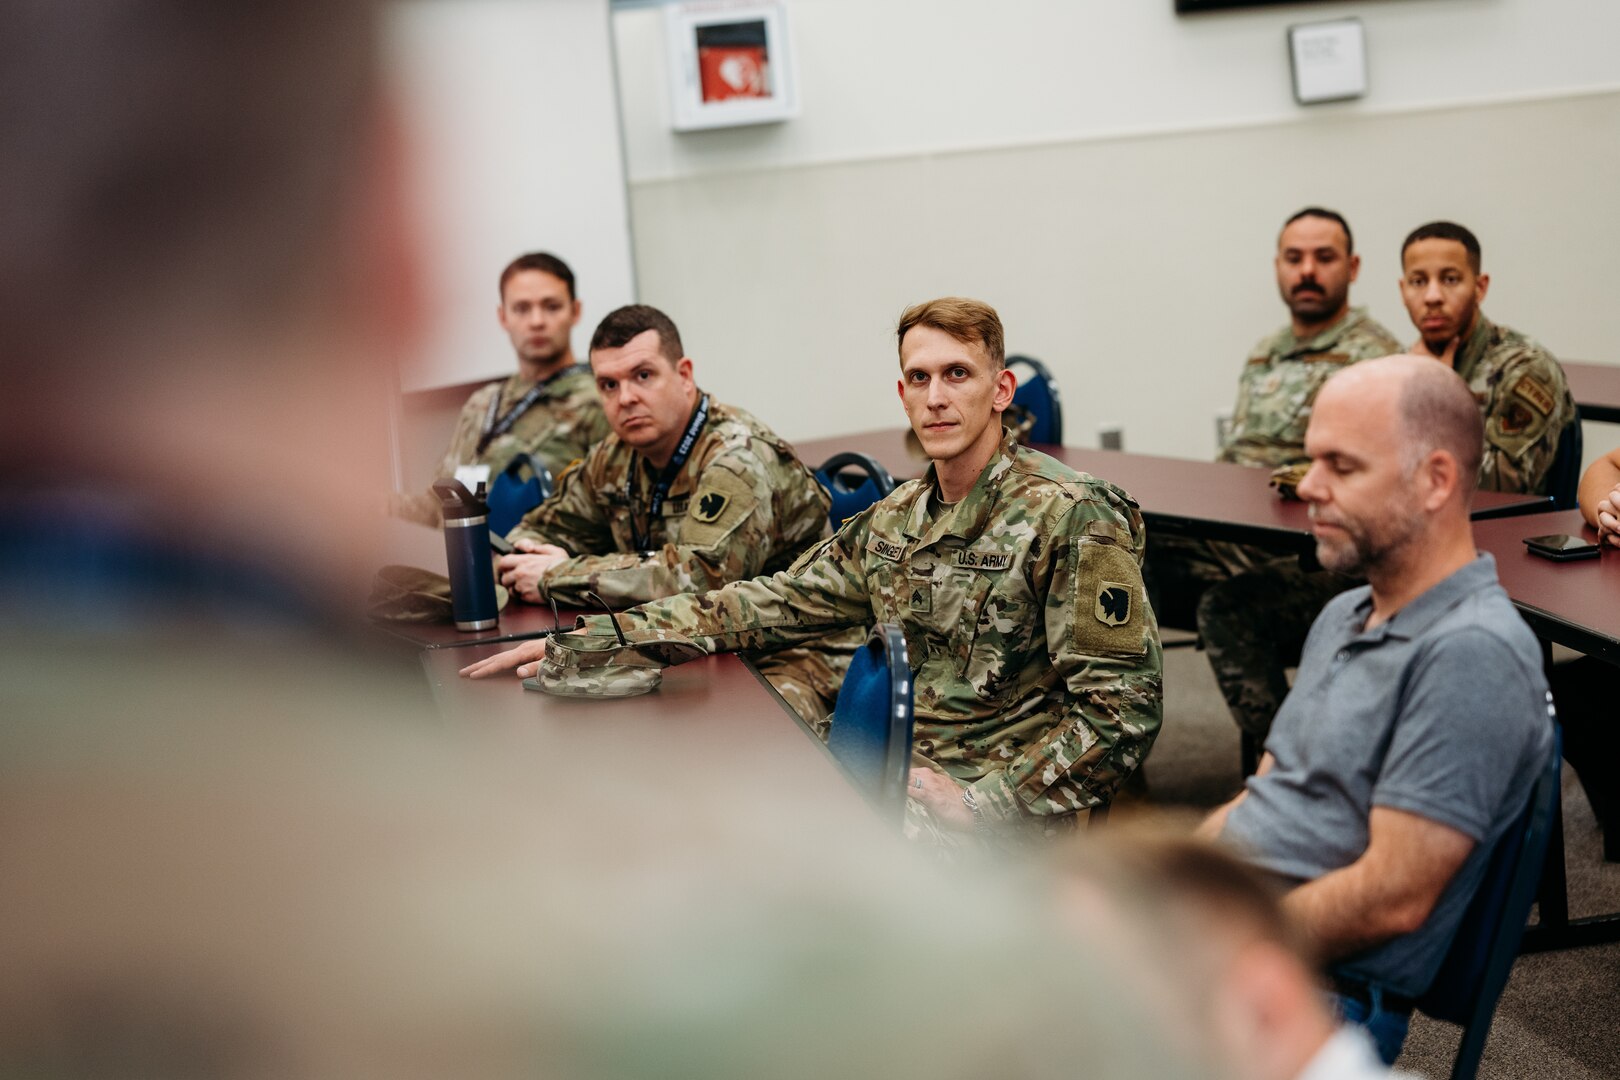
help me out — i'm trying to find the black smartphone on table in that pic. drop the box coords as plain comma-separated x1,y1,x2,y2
1523,533,1601,561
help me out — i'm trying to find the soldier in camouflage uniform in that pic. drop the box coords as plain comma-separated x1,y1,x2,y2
1397,221,1575,495
1200,221,1577,742
492,303,855,723
1219,306,1404,471
393,253,610,525
466,298,1163,851
1145,209,1399,631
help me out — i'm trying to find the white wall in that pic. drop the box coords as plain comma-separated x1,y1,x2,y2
616,0,1620,183
609,0,1620,465
389,0,636,393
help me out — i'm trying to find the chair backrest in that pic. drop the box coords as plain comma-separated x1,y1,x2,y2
1416,732,1561,1080
826,624,913,820
486,453,554,537
1546,419,1582,511
814,452,896,531
1007,354,1064,445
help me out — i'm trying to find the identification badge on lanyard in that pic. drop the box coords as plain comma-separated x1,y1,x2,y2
627,394,710,552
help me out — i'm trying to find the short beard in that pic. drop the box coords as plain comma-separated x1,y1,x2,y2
1314,498,1424,579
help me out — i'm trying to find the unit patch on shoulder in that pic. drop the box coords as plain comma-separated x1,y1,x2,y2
1500,401,1534,436
692,490,729,524
1095,581,1132,626
1511,376,1556,417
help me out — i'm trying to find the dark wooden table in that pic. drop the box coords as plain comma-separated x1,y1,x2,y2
1565,361,1620,424
376,516,872,815
417,640,868,813
1473,509,1620,952
1476,510,1620,665
793,430,1551,551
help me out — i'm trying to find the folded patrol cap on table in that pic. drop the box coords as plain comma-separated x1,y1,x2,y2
367,564,510,623
524,628,706,699
1268,461,1311,502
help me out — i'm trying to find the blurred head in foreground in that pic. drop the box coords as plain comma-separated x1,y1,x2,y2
1052,828,1348,1080
0,0,421,598
0,706,1215,1080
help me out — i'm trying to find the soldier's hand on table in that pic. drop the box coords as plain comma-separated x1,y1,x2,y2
496,543,568,601
459,638,548,679
1598,486,1620,548
907,767,974,832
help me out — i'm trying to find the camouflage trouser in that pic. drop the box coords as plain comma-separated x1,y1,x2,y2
1196,557,1357,739
1142,533,1270,631
750,625,866,732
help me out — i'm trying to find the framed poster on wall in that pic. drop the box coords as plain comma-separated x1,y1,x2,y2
665,1,798,131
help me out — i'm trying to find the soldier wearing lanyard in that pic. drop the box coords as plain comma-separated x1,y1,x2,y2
493,305,857,724
469,298,1164,849
392,253,609,525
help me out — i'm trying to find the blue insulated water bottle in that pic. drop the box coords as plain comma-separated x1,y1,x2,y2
432,478,500,631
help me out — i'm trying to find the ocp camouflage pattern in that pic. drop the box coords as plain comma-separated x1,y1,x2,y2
570,430,1164,828
508,394,858,722
395,365,609,525
508,396,832,606
1219,308,1402,470
1453,315,1576,495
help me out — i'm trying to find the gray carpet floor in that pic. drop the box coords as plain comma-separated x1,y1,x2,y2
1130,636,1620,1079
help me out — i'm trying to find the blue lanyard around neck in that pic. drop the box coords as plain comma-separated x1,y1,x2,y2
626,394,709,552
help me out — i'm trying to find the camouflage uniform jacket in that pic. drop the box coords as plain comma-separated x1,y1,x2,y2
395,364,609,524
508,395,831,607
1219,307,1401,469
577,430,1164,825
1453,315,1576,495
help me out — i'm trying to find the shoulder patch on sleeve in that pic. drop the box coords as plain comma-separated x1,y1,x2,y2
1071,541,1147,658
1094,581,1132,626
692,490,729,523
1511,375,1556,417
677,467,760,547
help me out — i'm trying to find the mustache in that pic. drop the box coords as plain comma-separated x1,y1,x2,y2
1292,283,1325,296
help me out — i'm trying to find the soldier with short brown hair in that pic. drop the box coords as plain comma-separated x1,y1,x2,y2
491,303,853,723
466,297,1164,851
392,252,610,525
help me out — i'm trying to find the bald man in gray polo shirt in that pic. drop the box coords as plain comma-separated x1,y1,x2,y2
1200,355,1554,1067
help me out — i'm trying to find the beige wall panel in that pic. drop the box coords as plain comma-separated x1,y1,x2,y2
625,92,1620,464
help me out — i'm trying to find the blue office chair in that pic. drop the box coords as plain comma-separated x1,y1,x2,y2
1545,419,1582,511
827,624,913,821
486,453,554,537
814,452,895,531
1412,732,1561,1080
1008,354,1064,445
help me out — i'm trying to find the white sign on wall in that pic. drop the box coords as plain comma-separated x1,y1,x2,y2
1288,18,1367,105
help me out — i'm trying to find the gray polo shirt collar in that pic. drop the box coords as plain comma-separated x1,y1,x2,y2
1340,554,1500,645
